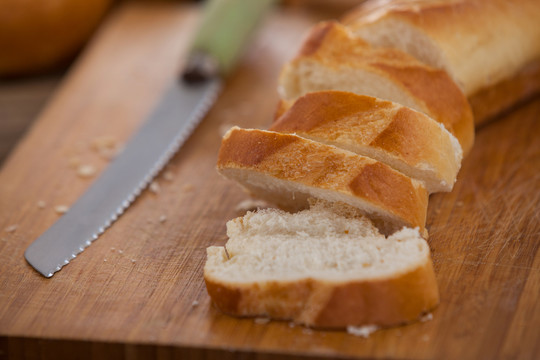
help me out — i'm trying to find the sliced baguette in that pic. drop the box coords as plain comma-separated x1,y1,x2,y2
217,127,428,235
278,21,474,155
271,91,462,193
204,202,439,328
342,0,540,97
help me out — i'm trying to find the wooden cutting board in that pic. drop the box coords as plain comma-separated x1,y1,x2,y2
0,3,538,359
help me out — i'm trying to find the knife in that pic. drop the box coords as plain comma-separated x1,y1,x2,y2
24,0,275,278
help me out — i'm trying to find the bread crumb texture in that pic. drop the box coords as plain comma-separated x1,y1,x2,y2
204,202,439,328
208,205,428,282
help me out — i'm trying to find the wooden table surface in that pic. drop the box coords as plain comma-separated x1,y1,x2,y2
0,3,539,360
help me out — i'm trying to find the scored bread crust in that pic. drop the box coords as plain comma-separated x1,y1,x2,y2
270,90,462,193
217,127,428,235
278,21,474,155
342,0,540,97
204,236,439,329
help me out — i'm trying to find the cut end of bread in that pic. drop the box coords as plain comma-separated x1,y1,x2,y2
204,202,439,328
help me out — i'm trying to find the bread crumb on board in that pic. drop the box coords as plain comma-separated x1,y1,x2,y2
149,181,161,194
346,325,379,338
5,225,18,233
91,135,120,160
77,164,97,178
420,312,433,322
91,135,116,150
254,317,271,325
55,205,69,214
159,215,167,223
37,200,46,209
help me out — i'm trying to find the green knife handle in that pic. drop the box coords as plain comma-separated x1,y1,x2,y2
184,0,275,81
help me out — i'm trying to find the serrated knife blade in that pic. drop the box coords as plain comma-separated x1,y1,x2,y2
25,79,221,277
24,0,274,277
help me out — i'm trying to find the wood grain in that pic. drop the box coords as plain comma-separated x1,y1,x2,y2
0,3,539,359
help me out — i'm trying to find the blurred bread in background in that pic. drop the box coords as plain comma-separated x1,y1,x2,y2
0,0,112,77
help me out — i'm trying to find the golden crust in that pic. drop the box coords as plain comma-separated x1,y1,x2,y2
205,276,318,321
204,249,439,329
343,0,540,97
280,21,474,155
217,127,298,167
270,91,461,192
312,259,439,327
469,58,540,126
0,0,111,76
217,127,428,232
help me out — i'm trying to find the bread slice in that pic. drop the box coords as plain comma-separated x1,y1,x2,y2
271,91,462,193
217,127,428,235
342,0,540,97
204,202,440,328
278,21,474,155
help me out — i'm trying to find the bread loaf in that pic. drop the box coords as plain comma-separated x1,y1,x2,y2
468,59,540,124
342,0,540,97
0,0,111,76
207,0,540,331
271,91,462,193
217,127,429,235
278,21,474,155
204,202,440,328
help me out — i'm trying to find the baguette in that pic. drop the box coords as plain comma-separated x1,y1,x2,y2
204,202,439,328
278,21,474,155
342,0,540,97
217,127,428,235
271,91,462,193
468,59,540,124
